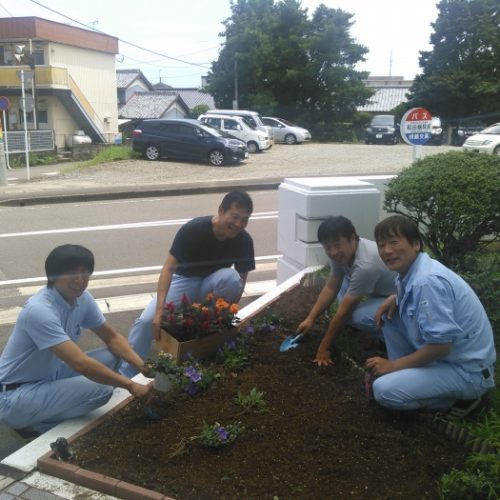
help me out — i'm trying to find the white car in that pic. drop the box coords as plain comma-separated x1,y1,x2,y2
462,123,500,155
262,117,311,144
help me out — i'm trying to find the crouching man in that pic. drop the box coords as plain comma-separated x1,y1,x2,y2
0,244,152,434
367,215,496,412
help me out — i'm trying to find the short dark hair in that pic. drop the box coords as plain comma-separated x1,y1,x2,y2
374,215,424,252
317,216,358,244
220,191,253,213
45,244,95,287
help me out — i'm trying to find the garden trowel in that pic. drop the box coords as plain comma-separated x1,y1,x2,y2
279,333,304,352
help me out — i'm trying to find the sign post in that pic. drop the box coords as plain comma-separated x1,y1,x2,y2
400,107,433,160
0,96,9,186
0,96,10,171
17,70,30,181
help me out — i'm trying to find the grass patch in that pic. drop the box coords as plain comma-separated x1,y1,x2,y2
62,145,138,173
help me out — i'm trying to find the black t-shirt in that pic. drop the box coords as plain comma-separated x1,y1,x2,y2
170,216,255,277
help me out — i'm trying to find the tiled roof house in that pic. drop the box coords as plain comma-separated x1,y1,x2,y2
358,76,413,113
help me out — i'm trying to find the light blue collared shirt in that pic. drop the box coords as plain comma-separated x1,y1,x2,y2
395,252,496,373
0,287,105,384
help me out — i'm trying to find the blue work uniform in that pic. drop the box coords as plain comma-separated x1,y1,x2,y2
373,252,496,410
0,287,120,433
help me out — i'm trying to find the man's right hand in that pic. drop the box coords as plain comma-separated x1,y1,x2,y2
296,317,314,335
313,347,334,367
375,295,397,328
128,381,153,400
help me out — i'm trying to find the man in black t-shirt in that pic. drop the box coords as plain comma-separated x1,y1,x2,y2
121,191,255,377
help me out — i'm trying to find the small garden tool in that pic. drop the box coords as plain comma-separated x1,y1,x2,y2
279,333,304,352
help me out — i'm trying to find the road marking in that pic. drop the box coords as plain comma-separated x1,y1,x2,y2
0,255,281,287
0,211,278,239
0,279,276,325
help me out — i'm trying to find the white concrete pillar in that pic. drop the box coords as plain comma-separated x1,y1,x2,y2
277,177,383,284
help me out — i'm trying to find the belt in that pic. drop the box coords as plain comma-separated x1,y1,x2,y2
1,383,24,392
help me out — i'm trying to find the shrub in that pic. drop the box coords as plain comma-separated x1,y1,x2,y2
438,453,500,499
384,151,500,269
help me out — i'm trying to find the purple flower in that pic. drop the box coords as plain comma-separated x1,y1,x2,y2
186,382,199,396
244,325,255,335
184,365,202,383
215,426,229,441
226,340,237,350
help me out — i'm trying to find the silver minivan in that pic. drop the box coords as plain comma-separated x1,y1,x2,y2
204,109,274,145
198,114,271,153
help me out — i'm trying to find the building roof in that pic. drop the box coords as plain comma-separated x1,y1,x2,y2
0,17,118,54
118,91,189,119
158,87,215,110
152,82,173,90
358,87,410,112
357,76,413,112
116,69,153,90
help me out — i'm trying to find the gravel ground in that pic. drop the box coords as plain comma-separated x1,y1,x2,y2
58,142,456,187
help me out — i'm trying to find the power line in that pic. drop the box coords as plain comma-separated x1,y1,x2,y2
28,0,212,70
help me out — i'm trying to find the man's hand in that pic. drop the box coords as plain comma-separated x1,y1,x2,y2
128,381,153,400
297,317,314,335
313,347,334,367
375,294,397,328
140,363,156,379
365,356,396,376
152,313,163,342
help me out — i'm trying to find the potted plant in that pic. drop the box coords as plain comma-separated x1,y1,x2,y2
158,293,240,362
144,351,179,393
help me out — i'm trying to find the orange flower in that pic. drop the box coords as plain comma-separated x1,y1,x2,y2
216,298,229,309
229,304,239,314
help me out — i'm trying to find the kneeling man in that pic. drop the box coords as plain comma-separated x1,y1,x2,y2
0,244,151,434
367,215,496,411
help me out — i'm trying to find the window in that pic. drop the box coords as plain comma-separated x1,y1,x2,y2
206,117,221,127
37,110,48,123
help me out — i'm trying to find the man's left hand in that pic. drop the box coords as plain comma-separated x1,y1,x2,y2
365,356,396,376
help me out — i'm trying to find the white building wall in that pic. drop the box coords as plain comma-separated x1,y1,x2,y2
47,42,118,138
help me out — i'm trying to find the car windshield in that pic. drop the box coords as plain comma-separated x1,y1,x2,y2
241,117,258,130
278,118,299,127
371,116,394,126
480,124,500,135
198,122,227,138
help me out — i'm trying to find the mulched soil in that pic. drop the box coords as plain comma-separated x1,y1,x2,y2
69,281,468,500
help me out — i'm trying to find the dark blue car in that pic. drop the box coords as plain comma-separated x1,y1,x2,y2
132,119,249,166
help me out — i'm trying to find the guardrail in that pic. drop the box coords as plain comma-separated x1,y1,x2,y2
5,130,55,153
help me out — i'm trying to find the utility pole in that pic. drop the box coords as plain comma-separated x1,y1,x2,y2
0,115,7,186
233,57,239,110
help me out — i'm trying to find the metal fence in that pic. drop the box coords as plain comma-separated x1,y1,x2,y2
4,130,55,153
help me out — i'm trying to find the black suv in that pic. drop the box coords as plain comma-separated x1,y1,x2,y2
365,114,399,145
132,119,248,166
452,119,487,146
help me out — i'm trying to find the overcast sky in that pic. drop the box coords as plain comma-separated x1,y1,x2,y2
2,0,440,87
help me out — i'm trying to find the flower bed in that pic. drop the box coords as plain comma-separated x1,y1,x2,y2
40,280,469,499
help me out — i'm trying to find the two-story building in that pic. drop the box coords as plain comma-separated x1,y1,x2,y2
0,16,120,151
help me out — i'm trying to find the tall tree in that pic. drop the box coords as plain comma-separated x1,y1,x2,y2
406,0,500,119
207,0,371,133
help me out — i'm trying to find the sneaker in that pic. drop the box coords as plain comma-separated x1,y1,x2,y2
444,398,483,420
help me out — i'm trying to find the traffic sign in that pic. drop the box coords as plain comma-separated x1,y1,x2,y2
0,96,9,111
400,107,432,145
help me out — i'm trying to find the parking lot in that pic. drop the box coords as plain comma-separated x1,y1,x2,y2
59,142,456,188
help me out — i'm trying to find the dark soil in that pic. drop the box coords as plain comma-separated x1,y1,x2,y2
70,281,468,500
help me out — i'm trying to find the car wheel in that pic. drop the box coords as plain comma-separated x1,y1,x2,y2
493,145,500,156
144,144,160,161
247,141,259,154
285,134,297,145
208,149,225,166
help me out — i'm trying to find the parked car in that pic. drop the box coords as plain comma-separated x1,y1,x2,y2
132,119,248,166
365,115,399,145
198,114,271,153
462,123,500,155
453,119,487,146
262,117,312,144
427,116,443,145
204,109,274,145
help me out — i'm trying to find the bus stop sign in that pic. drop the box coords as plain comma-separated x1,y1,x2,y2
400,107,432,145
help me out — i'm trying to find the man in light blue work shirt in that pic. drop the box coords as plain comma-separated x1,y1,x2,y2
0,244,152,435
367,215,496,412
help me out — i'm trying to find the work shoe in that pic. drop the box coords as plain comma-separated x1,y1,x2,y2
444,398,483,420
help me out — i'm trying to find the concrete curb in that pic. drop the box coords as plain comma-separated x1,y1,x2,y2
0,179,282,207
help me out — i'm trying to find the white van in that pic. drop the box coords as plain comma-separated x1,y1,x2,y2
198,114,271,153
204,109,274,145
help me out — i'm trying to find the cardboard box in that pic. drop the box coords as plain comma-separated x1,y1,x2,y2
156,327,239,362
